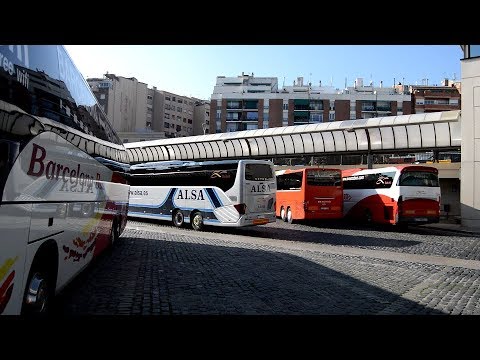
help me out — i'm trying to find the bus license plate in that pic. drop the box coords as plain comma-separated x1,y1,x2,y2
253,218,268,225
414,218,428,222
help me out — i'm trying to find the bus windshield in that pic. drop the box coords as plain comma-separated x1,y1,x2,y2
245,163,274,181
399,171,439,187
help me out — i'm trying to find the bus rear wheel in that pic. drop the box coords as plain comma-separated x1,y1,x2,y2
110,217,120,247
280,207,287,222
287,207,293,224
173,210,184,228
191,211,204,231
364,209,373,224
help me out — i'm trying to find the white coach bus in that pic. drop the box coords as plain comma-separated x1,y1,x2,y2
0,45,130,315
127,159,277,230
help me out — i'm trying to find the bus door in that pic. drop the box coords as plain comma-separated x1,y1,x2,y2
0,139,30,315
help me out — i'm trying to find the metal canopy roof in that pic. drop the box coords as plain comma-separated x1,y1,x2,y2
125,111,461,164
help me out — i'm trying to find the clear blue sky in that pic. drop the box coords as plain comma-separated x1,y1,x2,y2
65,45,462,100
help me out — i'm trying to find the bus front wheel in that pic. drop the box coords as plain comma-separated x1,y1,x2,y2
191,211,204,231
173,210,184,228
280,207,287,222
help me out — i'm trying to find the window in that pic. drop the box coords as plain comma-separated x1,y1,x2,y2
165,96,171,101
246,111,258,120
183,118,186,123
216,110,221,120
164,122,170,128
178,99,183,103
329,113,335,121
147,95,153,100
100,94,105,100
146,122,151,127
172,96,176,101
343,171,396,189
177,107,182,112
329,101,335,111
188,119,192,124
165,113,170,119
283,103,289,110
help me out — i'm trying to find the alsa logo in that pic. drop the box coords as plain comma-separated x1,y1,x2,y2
250,184,271,193
176,189,205,200
27,143,103,193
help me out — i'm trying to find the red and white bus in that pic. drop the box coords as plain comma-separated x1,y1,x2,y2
0,45,130,315
275,167,343,223
342,166,441,225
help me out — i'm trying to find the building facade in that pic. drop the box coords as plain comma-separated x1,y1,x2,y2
209,74,412,134
88,74,209,142
193,100,210,135
410,81,461,114
460,45,480,230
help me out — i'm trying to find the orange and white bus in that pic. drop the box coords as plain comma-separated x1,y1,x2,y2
275,167,343,223
0,45,130,315
342,165,441,225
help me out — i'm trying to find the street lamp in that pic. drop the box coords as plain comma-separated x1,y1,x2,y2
202,123,207,135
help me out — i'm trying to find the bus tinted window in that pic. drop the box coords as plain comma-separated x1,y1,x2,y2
245,164,274,181
306,169,341,186
343,171,396,189
399,171,439,187
277,172,303,190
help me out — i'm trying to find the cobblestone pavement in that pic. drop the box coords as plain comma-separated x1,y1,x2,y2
53,219,480,315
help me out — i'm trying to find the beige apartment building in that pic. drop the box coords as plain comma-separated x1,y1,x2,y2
88,74,209,143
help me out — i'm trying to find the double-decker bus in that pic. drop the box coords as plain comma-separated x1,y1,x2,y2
0,45,130,315
275,167,343,223
342,165,441,225
127,159,276,230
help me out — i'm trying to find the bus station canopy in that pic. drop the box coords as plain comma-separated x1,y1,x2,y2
125,110,461,164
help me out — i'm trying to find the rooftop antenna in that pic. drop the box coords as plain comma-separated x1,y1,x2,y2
345,77,347,89
283,77,285,88
330,76,333,87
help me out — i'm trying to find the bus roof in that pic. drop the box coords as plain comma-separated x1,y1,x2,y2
275,167,342,175
341,165,438,177
129,159,272,173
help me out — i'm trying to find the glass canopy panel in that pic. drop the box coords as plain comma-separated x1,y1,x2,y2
392,127,408,148
282,135,295,155
406,125,422,148
272,136,285,155
420,124,436,148
434,123,451,147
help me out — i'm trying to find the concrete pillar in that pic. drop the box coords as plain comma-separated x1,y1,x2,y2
461,57,480,230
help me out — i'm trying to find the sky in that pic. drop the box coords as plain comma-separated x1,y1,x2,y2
65,45,463,100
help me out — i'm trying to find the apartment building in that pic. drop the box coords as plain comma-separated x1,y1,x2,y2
209,73,412,133
88,74,208,142
88,74,165,143
152,90,195,138
410,79,461,113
